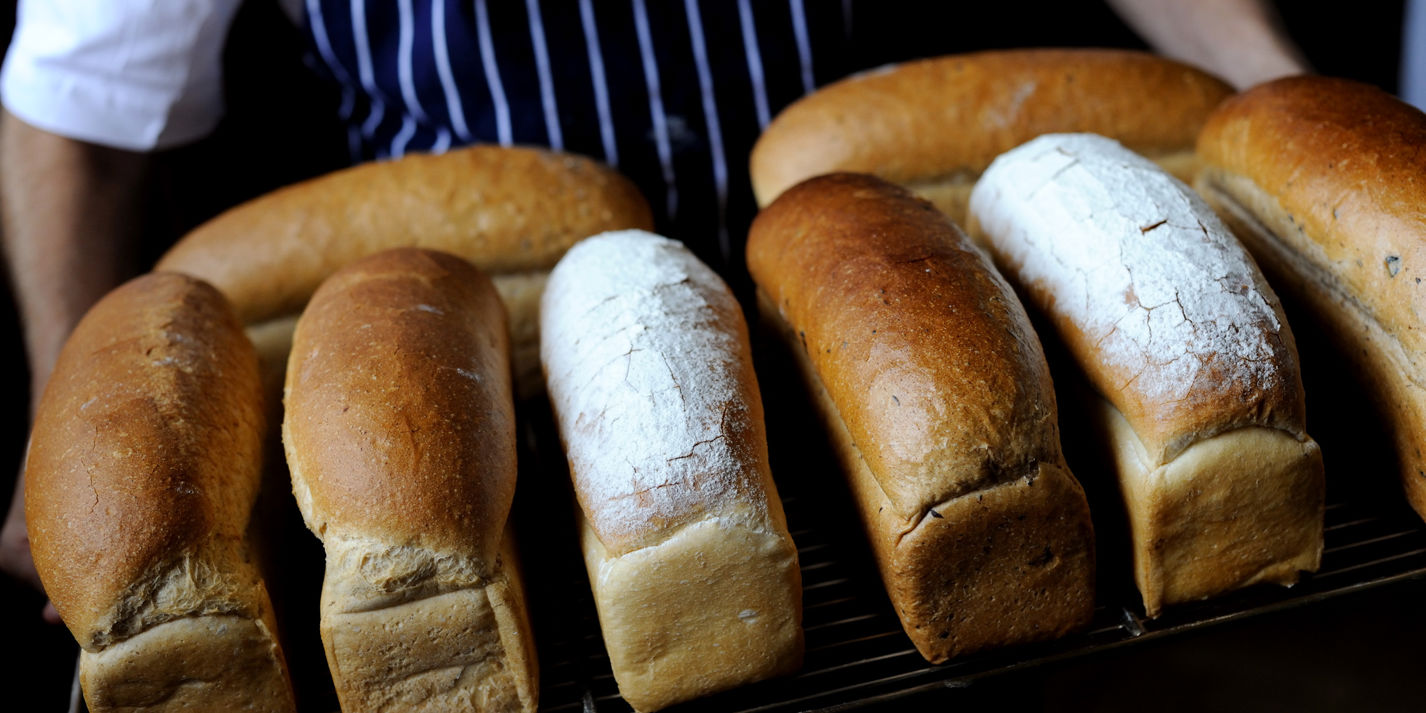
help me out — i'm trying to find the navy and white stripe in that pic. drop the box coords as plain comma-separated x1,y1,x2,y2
525,0,563,150
789,0,816,95
631,0,677,221
578,0,618,165
347,0,386,143
472,0,512,145
302,0,849,270
685,0,730,256
738,0,772,130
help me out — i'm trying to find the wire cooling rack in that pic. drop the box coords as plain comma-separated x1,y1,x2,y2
525,314,1426,713
530,444,1426,713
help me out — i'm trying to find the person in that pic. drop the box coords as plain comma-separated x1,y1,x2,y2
0,0,1310,616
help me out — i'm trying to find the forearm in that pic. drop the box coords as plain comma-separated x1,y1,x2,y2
1,110,149,596
1108,0,1309,89
2,109,149,412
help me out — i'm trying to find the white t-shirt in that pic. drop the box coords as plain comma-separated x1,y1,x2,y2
0,0,306,150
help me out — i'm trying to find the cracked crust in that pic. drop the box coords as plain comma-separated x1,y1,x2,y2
541,231,789,557
969,134,1322,615
1195,76,1426,520
284,248,535,711
750,49,1231,223
25,272,294,710
747,174,1095,661
968,134,1306,465
541,231,803,710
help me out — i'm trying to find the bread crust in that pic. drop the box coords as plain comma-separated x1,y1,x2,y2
579,514,803,712
25,272,294,710
284,248,535,712
968,133,1306,460
1102,402,1323,615
285,248,514,556
750,49,1232,224
80,614,293,712
541,231,803,710
1195,77,1426,519
747,174,1095,661
778,304,1097,656
970,134,1322,615
158,145,652,397
159,146,651,325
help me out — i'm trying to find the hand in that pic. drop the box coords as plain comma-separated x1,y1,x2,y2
1107,0,1310,89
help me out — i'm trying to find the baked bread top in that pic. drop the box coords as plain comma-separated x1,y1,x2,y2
752,48,1232,207
27,272,266,650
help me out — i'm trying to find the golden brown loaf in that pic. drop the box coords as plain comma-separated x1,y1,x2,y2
541,231,802,711
283,248,535,712
750,48,1232,226
969,133,1323,616
746,174,1095,662
1196,76,1426,521
26,272,294,712
158,144,653,395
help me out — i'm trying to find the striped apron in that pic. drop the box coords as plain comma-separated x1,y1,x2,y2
301,0,853,272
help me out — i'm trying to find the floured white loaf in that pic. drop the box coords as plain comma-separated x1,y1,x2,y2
26,272,295,712
283,248,536,712
747,173,1095,662
968,133,1324,616
541,230,802,713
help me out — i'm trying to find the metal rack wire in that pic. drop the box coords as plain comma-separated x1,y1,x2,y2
526,316,1426,712
531,478,1426,713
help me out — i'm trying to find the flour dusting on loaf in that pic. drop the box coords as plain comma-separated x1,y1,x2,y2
542,230,802,709
541,230,769,555
971,133,1287,420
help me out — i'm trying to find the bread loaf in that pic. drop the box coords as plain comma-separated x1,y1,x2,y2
750,49,1232,227
1195,76,1426,521
746,174,1095,662
26,272,294,712
283,248,535,712
968,133,1324,616
541,230,802,712
158,145,653,395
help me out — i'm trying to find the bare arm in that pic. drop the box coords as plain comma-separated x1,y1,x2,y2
1,109,148,597
1108,0,1310,89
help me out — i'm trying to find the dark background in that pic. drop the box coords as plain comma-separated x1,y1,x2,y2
0,1,1419,710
